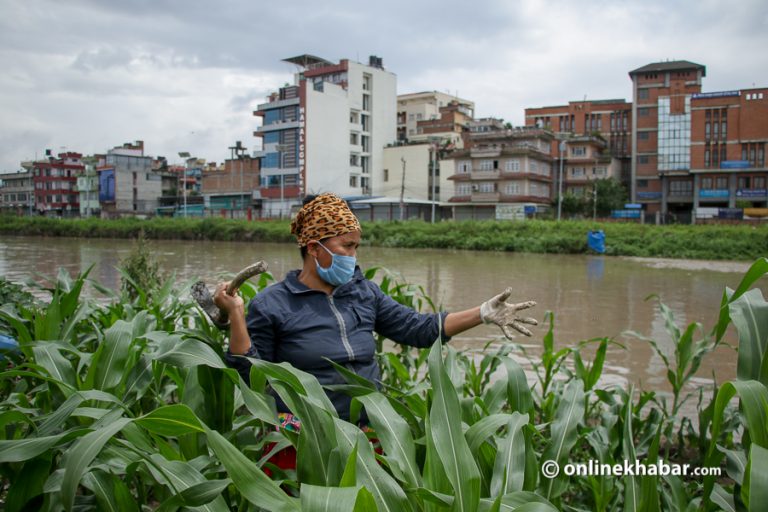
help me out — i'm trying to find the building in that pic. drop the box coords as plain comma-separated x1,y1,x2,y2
689,89,768,215
445,127,555,220
628,61,706,219
31,151,83,217
0,169,34,215
98,141,161,218
254,54,396,217
560,136,622,197
396,91,474,144
77,155,103,218
202,152,262,218
380,98,476,214
525,99,632,190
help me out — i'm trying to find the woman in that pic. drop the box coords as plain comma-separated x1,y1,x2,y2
214,193,537,421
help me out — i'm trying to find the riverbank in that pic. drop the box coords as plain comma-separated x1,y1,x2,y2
1,215,765,260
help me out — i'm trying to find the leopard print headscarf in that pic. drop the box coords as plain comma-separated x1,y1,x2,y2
290,193,362,247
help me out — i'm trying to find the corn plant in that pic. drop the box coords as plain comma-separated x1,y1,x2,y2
0,257,766,511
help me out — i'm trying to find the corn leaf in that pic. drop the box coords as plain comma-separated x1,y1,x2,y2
203,425,301,511
491,412,529,497
135,404,204,436
540,379,585,501
428,340,481,512
730,289,768,386
749,444,768,512
60,412,131,512
357,392,421,488
301,484,364,512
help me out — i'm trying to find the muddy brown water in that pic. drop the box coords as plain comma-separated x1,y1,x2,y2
1,235,763,412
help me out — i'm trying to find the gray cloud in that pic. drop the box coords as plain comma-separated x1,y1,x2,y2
1,0,767,171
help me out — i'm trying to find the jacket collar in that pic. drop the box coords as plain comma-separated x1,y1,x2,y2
283,267,365,295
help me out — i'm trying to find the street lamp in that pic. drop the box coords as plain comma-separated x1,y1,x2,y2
557,140,566,221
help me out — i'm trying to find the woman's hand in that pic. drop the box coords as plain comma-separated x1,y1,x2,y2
480,288,538,339
213,281,244,317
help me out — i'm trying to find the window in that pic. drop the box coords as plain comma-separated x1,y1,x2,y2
716,177,728,189
704,146,711,167
529,161,538,172
479,160,495,171
638,89,650,100
669,180,693,196
638,155,649,164
505,159,520,172
701,177,713,189
638,107,650,117
755,177,766,189
738,177,750,189
572,167,585,178
479,182,495,193
571,146,586,157
505,182,520,195
594,167,606,177
457,183,472,195
458,161,471,173
638,179,648,188
349,175,358,188
638,132,649,140
383,169,389,182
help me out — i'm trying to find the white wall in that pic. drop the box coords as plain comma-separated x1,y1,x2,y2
305,82,354,195
381,145,430,200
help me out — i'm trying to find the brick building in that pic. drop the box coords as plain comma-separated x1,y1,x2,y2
202,154,262,217
689,89,768,212
31,151,84,217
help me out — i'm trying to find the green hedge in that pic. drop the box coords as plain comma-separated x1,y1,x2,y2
1,215,765,260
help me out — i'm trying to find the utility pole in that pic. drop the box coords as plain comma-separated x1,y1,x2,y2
400,157,406,221
178,151,191,218
593,181,598,221
557,140,566,221
430,139,438,223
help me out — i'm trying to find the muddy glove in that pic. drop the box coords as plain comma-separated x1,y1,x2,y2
480,288,538,339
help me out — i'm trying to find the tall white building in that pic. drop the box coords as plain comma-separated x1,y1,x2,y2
254,55,396,217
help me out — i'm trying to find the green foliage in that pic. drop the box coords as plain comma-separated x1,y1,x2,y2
2,214,767,260
119,230,164,302
0,258,766,510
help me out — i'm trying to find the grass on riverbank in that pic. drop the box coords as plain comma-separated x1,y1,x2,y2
1,214,765,260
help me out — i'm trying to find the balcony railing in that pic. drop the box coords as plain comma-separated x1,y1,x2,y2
471,191,501,202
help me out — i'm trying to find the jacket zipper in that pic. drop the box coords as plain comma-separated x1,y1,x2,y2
327,295,356,361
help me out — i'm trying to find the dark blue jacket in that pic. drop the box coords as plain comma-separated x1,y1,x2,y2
225,267,450,420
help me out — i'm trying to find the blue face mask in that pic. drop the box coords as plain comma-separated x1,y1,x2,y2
314,242,357,287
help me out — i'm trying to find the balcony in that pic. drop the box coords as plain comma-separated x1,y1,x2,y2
255,97,300,112
255,120,300,134
471,170,500,180
471,191,501,202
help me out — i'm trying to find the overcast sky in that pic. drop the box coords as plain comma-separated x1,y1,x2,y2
1,0,766,172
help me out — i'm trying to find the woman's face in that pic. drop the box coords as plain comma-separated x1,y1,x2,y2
309,229,361,268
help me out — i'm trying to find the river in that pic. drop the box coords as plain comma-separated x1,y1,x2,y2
0,235,761,401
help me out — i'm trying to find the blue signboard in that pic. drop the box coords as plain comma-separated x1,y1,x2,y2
721,160,751,169
736,189,767,198
637,192,662,200
98,168,115,202
624,203,643,209
718,208,743,220
700,190,729,198
612,210,642,219
692,91,740,99
524,205,536,214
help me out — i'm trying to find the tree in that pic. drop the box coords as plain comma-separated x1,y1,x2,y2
591,178,628,217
